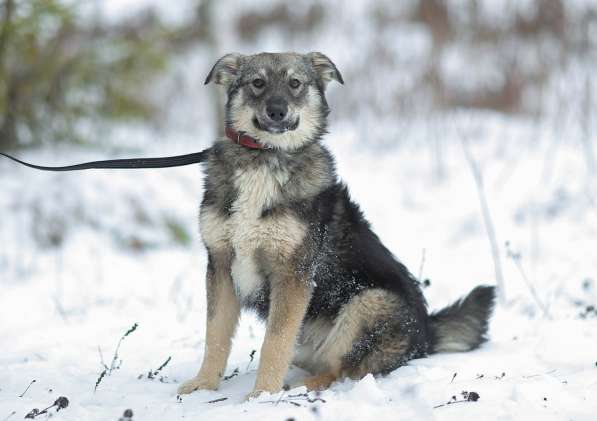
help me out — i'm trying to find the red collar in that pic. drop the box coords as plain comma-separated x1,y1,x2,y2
225,127,269,150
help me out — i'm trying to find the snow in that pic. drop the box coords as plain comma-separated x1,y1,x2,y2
1,111,596,421
1,0,597,418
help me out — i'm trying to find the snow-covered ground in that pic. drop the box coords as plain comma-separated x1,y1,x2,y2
1,111,596,421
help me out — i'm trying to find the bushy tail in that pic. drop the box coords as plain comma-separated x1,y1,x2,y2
429,285,496,353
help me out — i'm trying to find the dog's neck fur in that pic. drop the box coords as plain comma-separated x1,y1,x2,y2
206,135,337,218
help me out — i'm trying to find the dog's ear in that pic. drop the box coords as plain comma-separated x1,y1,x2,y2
305,52,344,87
205,53,244,86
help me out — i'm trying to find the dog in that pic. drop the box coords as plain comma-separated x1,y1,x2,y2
177,52,496,399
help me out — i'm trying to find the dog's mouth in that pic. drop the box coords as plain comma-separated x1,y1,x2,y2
253,116,300,134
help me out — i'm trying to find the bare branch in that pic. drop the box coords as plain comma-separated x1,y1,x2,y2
461,135,506,305
505,242,550,318
417,248,426,282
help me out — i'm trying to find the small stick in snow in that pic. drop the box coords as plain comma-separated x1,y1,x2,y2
94,369,107,392
417,248,426,282
461,135,506,305
18,380,36,398
522,369,557,379
275,386,290,406
205,397,228,404
109,323,139,374
434,391,479,409
505,242,550,318
95,323,139,391
98,345,109,370
259,392,326,407
2,411,16,421
155,356,171,373
222,368,239,381
146,356,172,380
246,349,256,371
24,396,69,419
450,373,457,383
259,399,302,407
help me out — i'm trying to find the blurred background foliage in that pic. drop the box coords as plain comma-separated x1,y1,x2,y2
0,0,213,149
0,0,596,150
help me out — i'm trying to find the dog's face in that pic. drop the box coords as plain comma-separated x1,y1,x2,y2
205,52,343,150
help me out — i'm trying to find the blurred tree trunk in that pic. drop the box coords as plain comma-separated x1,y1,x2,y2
0,0,17,150
197,0,224,138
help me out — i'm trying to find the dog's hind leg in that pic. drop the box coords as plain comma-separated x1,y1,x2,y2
178,252,239,394
304,288,409,389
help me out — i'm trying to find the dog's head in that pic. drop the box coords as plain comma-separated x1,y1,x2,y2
205,52,343,150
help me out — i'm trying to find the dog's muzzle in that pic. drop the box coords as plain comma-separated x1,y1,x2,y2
253,116,300,134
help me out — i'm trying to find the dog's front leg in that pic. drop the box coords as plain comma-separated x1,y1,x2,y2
178,253,239,394
248,275,310,399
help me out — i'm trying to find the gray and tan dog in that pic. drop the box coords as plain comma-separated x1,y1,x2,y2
178,52,496,399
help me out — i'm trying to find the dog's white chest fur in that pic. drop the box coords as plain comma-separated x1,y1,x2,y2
228,165,284,299
201,163,304,301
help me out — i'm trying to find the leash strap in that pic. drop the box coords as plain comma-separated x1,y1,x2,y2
0,149,210,171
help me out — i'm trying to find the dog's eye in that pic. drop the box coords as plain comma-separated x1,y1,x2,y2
289,78,301,89
252,79,265,89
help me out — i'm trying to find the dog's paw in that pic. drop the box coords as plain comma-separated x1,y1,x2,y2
244,389,266,401
177,377,218,395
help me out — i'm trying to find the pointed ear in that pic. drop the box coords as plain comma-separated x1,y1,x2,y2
305,52,344,87
204,53,244,86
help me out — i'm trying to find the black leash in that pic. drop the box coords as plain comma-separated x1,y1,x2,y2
0,149,210,171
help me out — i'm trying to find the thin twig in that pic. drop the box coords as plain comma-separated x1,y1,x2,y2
522,369,557,379
94,369,107,392
154,356,172,375
505,242,550,318
205,397,228,404
259,399,302,407
417,248,426,281
18,380,35,398
95,323,138,391
433,399,471,409
258,392,326,407
2,411,16,421
98,346,108,370
246,349,256,371
580,72,596,176
222,368,239,381
434,391,479,409
275,390,286,405
109,323,138,374
24,397,68,419
461,136,506,305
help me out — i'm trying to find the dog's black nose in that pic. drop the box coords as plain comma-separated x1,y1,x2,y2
266,97,288,121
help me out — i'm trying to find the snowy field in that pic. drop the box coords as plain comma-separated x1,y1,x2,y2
1,112,596,421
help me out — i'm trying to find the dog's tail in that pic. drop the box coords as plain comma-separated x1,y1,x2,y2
428,285,496,354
